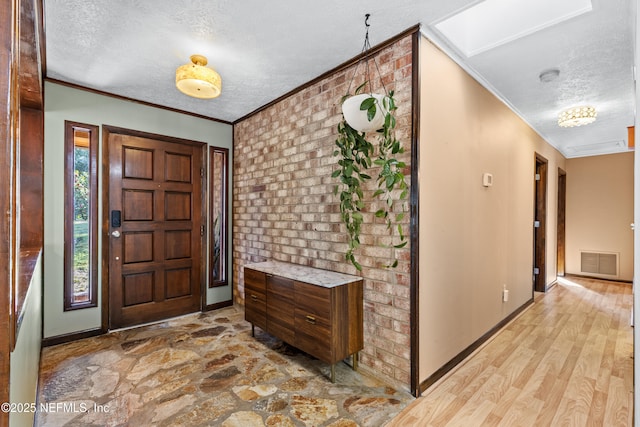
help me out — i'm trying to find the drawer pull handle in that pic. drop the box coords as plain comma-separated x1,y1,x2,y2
305,315,316,324
251,294,258,301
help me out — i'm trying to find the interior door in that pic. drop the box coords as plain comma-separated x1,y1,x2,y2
534,154,548,292
105,126,204,329
557,168,566,276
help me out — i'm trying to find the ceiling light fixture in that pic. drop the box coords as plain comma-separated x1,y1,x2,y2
175,54,221,99
558,106,597,128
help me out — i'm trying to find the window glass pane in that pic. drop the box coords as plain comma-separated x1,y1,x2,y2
64,123,97,311
210,148,227,286
72,130,91,303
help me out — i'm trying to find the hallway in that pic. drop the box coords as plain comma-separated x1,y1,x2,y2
389,276,633,426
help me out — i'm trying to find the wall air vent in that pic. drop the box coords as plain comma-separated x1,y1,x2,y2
565,140,625,158
580,251,619,277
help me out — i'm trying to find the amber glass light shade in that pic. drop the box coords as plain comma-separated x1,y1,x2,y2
176,54,222,99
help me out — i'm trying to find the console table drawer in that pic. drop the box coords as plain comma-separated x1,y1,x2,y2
295,330,332,363
295,308,330,339
244,268,266,291
294,280,330,320
244,288,266,330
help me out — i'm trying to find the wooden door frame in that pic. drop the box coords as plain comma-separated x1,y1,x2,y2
557,168,567,277
534,153,548,292
101,125,207,331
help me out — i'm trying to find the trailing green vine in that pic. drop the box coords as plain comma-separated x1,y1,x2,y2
332,85,408,270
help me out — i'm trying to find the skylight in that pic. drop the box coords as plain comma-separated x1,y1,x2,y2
434,0,593,57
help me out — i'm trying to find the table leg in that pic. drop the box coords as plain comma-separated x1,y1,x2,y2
331,364,336,383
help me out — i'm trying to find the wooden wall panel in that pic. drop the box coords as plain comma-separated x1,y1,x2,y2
0,1,16,424
19,0,41,109
19,108,43,249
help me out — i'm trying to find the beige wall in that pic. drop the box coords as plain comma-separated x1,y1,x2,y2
565,152,634,281
418,37,566,382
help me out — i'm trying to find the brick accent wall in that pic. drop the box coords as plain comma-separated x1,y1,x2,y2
233,34,413,388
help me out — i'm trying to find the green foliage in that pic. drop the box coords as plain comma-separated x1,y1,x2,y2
73,147,90,221
72,147,91,297
333,87,408,270
73,220,89,294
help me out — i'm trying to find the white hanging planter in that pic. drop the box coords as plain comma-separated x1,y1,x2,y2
341,93,388,133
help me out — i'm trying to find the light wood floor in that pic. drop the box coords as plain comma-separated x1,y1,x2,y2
388,276,634,427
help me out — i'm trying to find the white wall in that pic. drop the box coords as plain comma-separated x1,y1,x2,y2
635,133,639,426
44,82,233,338
634,4,639,423
10,253,42,427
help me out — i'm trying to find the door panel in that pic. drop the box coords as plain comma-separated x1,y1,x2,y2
123,147,153,179
165,230,191,259
123,273,154,306
165,152,192,182
165,192,191,220
123,190,154,220
165,268,192,298
106,128,204,329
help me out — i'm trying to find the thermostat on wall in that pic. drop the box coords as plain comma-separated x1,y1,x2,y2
482,173,493,187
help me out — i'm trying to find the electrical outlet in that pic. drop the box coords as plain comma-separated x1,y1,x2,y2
502,285,509,302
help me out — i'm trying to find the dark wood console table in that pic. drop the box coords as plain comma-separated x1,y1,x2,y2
244,261,363,382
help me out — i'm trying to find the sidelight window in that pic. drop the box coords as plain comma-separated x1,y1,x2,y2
64,121,98,310
210,147,228,287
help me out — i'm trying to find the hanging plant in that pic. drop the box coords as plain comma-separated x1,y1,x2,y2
333,84,408,270
332,16,408,271
332,14,408,270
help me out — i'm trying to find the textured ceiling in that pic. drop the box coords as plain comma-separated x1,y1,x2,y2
44,0,635,158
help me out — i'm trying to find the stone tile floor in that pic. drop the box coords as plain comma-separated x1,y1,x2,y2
36,306,413,426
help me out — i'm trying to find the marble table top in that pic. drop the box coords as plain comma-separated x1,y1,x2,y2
244,260,361,288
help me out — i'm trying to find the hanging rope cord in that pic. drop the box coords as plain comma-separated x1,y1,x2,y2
345,14,389,97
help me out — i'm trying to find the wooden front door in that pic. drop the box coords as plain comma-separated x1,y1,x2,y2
105,126,204,329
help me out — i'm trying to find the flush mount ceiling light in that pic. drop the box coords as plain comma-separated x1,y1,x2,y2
176,54,221,99
558,106,597,128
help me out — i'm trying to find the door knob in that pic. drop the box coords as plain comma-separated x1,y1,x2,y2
111,230,121,238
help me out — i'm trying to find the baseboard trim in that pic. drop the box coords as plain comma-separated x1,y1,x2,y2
417,297,534,395
42,303,233,346
563,273,632,284
42,327,107,347
203,299,233,312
